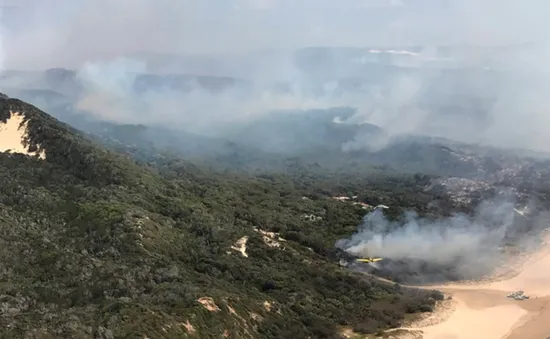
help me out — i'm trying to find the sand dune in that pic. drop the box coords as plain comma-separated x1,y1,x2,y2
400,232,550,339
0,111,45,159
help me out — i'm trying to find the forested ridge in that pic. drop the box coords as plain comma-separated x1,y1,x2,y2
0,96,446,339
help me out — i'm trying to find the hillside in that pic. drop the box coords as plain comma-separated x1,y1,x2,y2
0,94,447,338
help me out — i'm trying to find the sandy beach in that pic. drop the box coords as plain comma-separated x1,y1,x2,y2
401,232,550,339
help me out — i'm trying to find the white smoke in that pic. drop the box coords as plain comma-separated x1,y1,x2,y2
71,57,361,135
336,198,548,281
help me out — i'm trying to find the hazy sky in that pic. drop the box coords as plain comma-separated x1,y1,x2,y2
1,1,550,153
1,0,549,69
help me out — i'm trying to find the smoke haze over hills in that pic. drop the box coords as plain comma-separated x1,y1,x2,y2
1,1,550,154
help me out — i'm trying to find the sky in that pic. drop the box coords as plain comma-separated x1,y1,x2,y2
1,0,549,69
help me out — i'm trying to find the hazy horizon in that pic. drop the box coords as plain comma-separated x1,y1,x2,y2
1,0,550,154
0,0,548,69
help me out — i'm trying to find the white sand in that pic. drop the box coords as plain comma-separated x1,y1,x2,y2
231,236,249,257
420,298,527,339
0,111,45,159
487,238,550,297
400,232,550,339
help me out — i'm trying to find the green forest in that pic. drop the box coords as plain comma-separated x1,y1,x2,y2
0,96,450,338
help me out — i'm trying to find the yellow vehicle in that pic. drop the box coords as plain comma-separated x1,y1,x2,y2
355,257,383,263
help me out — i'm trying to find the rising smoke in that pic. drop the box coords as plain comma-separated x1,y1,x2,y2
1,1,550,153
72,57,350,136
336,198,549,284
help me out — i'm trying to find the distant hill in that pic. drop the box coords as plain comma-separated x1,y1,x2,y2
0,68,247,98
81,107,538,180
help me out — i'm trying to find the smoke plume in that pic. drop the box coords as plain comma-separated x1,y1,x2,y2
336,199,548,284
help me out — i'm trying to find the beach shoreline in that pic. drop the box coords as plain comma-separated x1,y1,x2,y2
387,232,550,339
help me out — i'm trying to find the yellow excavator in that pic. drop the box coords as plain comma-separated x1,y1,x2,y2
355,257,383,263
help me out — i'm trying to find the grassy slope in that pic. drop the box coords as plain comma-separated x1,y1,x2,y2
0,96,443,339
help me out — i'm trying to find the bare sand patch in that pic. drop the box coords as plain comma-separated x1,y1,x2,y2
231,236,249,257
253,227,286,248
197,297,221,312
0,112,45,159
182,320,195,334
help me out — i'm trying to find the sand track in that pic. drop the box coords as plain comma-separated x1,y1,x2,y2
392,231,550,339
